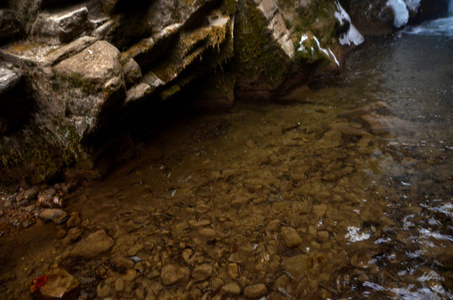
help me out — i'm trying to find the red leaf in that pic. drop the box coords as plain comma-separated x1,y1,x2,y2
210,286,221,297
30,274,47,293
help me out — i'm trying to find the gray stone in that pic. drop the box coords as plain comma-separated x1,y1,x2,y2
281,227,302,248
142,72,165,90
32,6,89,44
54,40,122,87
69,230,114,259
192,264,213,282
45,36,98,66
125,83,151,104
123,58,142,88
38,188,56,207
0,64,22,95
39,208,68,224
244,284,268,298
37,268,80,299
255,0,294,59
161,264,191,286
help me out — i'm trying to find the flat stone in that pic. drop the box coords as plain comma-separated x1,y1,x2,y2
32,6,89,44
37,268,79,299
221,282,241,296
69,230,114,259
281,227,302,248
54,40,121,86
39,209,68,224
45,36,98,66
244,284,268,298
125,83,151,104
161,264,191,286
192,264,213,282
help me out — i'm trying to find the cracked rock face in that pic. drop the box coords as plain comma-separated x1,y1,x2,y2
0,0,368,184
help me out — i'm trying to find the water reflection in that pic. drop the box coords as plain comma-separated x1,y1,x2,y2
65,28,452,298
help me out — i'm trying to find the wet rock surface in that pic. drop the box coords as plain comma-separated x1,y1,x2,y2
68,230,114,259
0,33,452,299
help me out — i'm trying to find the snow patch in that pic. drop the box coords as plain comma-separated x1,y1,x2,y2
297,34,308,52
335,2,364,46
345,226,371,242
387,0,409,28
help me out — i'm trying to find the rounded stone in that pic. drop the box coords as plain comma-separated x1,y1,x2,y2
244,284,268,298
281,227,302,248
221,283,241,296
161,264,191,286
192,264,213,282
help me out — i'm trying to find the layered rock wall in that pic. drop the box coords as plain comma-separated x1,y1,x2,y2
0,0,441,184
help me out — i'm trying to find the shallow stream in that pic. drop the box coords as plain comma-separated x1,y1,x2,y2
1,17,453,300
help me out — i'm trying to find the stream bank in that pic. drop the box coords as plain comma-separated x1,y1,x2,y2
1,19,452,298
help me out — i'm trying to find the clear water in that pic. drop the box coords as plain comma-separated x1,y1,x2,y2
1,19,452,300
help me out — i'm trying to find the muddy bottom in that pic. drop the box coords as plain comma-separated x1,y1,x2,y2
1,25,453,299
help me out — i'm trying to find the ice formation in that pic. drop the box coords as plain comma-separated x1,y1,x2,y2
335,2,364,46
387,0,409,28
405,0,421,12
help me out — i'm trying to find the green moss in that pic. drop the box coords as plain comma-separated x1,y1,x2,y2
234,0,290,90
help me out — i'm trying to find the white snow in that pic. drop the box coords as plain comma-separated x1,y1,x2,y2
328,49,340,66
313,36,340,67
297,34,308,52
345,226,371,242
387,0,409,28
339,25,364,46
313,36,329,57
335,2,364,46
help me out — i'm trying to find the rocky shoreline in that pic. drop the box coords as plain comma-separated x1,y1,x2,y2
1,0,448,184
